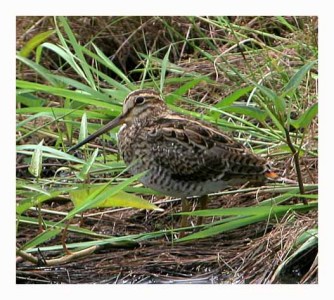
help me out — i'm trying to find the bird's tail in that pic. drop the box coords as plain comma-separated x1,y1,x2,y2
264,170,279,180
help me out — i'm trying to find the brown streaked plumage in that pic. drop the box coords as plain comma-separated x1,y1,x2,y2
69,89,276,229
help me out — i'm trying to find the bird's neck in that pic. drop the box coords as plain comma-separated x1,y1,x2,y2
130,108,169,127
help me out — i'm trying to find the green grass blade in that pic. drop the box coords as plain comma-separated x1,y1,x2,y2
258,84,286,116
20,228,62,250
276,17,297,32
39,42,87,81
282,61,316,96
177,202,317,242
57,16,95,88
77,148,99,181
165,77,210,103
16,80,118,109
214,86,254,108
92,43,133,86
177,215,262,242
78,113,88,145
16,55,60,86
27,140,44,178
19,30,55,58
17,215,110,238
17,93,46,108
160,45,172,92
290,102,318,129
177,203,317,217
16,188,73,215
17,144,85,164
222,105,267,122
16,107,113,121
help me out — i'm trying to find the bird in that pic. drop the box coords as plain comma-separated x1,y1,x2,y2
68,89,277,231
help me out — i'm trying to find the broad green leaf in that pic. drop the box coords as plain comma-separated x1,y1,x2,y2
70,186,162,211
283,61,317,96
290,103,318,129
19,30,55,57
65,171,160,220
66,182,113,219
28,140,44,178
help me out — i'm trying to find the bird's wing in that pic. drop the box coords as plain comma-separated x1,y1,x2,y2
145,114,269,182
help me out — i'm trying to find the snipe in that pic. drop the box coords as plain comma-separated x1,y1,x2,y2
69,89,276,229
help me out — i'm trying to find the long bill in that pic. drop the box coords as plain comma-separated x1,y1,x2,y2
67,114,124,152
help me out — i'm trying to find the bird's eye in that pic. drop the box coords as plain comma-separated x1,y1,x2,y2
135,96,145,104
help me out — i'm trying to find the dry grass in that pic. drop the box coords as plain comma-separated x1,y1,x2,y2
17,198,317,283
16,16,318,284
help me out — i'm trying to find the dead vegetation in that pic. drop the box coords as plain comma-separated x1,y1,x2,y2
16,195,317,283
16,16,318,284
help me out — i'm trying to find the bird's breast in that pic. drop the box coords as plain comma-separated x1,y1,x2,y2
117,123,152,170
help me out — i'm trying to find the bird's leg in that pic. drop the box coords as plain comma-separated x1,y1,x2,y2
196,194,209,225
179,197,189,237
